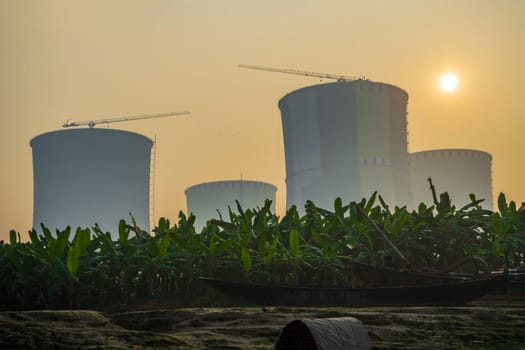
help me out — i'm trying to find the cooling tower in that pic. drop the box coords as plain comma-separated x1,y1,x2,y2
185,180,277,228
30,129,153,237
409,149,493,210
278,80,412,212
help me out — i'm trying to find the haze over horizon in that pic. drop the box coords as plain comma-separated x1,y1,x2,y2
1,0,524,241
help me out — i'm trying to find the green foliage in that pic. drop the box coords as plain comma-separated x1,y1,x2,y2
1,190,524,310
241,247,252,272
289,229,300,257
66,228,90,277
9,230,19,245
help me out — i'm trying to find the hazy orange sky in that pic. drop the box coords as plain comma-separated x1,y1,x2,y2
1,0,524,241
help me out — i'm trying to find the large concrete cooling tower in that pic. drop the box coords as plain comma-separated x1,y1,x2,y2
30,129,153,237
185,180,277,228
278,80,411,212
409,149,493,210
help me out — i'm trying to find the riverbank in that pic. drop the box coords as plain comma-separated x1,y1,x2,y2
1,299,524,349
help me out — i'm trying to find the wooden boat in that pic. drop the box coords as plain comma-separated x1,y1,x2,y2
199,274,507,307
202,205,507,306
347,257,490,287
346,260,468,287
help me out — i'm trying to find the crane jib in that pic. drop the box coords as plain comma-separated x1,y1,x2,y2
238,64,367,82
62,111,191,128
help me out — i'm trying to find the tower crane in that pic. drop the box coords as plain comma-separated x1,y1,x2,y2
62,111,191,128
238,64,367,82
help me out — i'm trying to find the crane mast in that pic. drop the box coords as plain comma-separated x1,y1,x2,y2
62,111,191,128
238,64,366,82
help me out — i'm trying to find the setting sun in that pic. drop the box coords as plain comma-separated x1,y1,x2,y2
439,73,459,92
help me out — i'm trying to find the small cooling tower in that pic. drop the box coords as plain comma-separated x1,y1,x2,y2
409,149,493,209
30,129,153,237
278,80,411,212
185,180,277,228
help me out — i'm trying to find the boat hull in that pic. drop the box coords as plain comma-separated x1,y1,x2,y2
200,275,506,307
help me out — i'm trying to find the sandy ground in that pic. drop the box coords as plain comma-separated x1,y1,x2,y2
1,300,524,349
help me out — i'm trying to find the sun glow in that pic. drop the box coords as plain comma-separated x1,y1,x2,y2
439,73,458,92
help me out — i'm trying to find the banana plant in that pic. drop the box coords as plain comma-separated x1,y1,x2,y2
491,193,525,266
2,188,525,310
66,227,90,277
